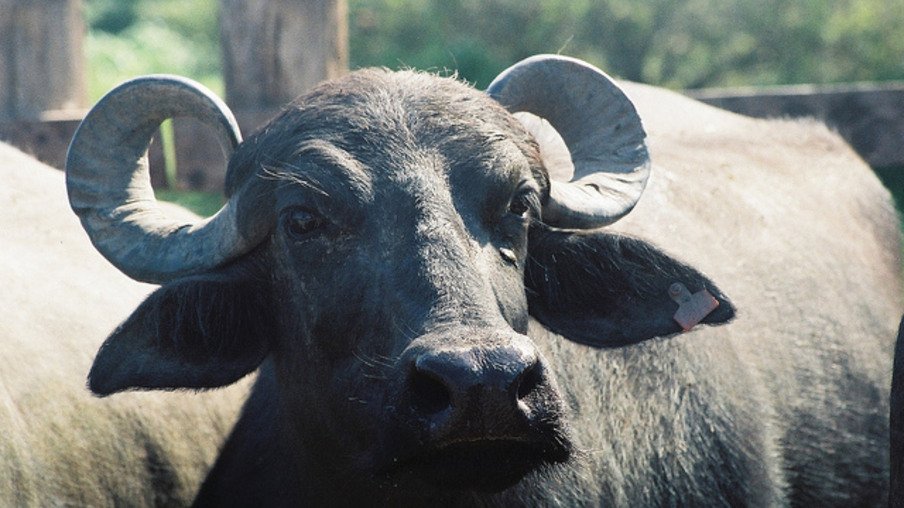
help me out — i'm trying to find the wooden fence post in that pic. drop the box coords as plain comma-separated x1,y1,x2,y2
219,0,348,110
161,0,348,192
0,0,86,169
0,0,86,121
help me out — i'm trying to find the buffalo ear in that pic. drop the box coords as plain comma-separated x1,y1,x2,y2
525,227,735,348
89,268,272,396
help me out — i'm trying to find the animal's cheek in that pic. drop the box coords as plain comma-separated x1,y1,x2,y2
479,246,531,333
273,354,390,463
300,353,382,398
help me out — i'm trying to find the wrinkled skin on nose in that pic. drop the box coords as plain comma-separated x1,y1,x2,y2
388,330,570,491
408,332,540,430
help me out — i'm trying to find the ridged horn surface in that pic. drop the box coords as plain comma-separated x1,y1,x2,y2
66,75,261,284
487,54,651,229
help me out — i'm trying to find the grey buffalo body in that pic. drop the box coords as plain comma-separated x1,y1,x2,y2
60,56,900,506
0,144,250,505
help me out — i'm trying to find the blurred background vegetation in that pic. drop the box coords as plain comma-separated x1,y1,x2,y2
87,0,904,101
86,0,222,100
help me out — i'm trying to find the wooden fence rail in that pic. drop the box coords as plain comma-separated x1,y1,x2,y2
690,82,904,171
221,0,348,109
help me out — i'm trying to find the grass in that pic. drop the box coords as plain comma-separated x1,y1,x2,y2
156,189,224,217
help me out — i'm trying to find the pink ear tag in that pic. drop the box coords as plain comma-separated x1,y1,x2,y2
669,282,719,332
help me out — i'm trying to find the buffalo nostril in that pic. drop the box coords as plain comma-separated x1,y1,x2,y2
516,360,543,401
409,366,453,416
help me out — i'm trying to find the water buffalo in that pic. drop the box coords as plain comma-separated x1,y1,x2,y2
66,55,901,505
0,143,250,505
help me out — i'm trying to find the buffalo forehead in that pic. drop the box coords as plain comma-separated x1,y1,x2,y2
265,86,537,225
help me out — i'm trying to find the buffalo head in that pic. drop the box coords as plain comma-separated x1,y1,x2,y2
67,55,733,500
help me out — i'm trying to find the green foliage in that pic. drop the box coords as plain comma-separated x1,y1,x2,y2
154,189,224,217
86,0,222,101
87,0,904,94
348,0,904,89
87,0,140,34
349,0,588,88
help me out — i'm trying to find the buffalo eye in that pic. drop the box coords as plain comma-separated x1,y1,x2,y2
507,187,539,219
281,207,327,239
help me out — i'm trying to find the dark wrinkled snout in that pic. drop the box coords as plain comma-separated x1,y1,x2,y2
408,334,539,434
385,330,570,491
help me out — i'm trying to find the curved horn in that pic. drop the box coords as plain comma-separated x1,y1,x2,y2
66,75,264,284
487,55,651,229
